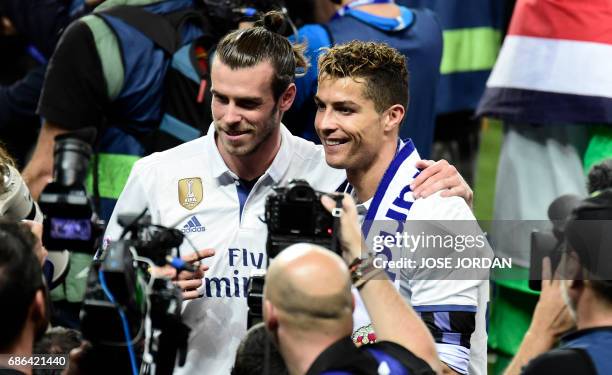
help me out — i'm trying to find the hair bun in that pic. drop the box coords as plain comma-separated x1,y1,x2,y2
255,10,287,34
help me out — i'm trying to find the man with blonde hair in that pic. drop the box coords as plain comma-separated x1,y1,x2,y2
314,41,489,375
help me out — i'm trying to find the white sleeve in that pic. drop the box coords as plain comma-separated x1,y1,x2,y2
403,192,489,375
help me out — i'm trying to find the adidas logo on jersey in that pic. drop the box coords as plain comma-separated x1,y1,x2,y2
182,216,206,233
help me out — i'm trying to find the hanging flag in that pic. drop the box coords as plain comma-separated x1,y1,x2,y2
477,0,612,125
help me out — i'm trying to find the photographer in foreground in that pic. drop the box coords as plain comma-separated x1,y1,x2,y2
263,194,442,375
505,189,612,375
0,221,49,375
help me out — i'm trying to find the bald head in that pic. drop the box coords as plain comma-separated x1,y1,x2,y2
265,244,353,331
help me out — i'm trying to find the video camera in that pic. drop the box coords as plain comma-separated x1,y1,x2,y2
529,194,581,291
247,179,342,327
38,128,104,254
0,162,43,223
80,212,192,375
529,159,612,290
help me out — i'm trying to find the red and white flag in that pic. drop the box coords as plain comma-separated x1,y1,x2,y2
477,0,612,124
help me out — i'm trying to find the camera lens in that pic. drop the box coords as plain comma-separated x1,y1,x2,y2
296,188,307,199
54,138,92,187
0,163,11,195
287,184,315,202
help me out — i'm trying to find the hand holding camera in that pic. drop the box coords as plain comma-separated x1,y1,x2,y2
320,193,365,265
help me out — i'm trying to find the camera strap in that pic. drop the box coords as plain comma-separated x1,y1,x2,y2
331,195,343,254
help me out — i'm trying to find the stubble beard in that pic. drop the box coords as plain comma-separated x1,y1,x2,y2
217,104,280,157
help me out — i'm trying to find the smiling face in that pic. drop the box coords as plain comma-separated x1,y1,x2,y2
211,58,287,157
315,75,394,172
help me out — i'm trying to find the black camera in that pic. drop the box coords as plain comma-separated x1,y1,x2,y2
529,194,581,291
39,128,104,254
80,213,190,375
265,179,340,258
247,180,342,327
529,161,612,291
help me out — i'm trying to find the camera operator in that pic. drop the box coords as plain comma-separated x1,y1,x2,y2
505,189,612,375
0,0,101,166
0,221,49,375
21,0,287,219
263,194,441,374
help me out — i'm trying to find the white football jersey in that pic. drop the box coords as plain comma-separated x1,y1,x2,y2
352,192,490,375
104,125,345,375
105,126,488,375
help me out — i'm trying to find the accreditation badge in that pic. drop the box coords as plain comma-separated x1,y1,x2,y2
178,177,203,210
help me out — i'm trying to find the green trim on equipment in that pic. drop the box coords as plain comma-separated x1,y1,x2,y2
81,15,124,100
440,27,501,74
96,0,162,11
86,153,140,199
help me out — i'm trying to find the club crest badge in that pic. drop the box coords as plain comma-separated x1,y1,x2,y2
178,178,203,210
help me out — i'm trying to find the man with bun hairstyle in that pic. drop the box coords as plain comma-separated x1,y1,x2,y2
106,11,473,374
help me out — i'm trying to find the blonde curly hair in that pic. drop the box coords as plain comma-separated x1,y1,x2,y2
318,40,409,114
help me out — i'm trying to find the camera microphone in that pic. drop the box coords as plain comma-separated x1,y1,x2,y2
166,256,197,273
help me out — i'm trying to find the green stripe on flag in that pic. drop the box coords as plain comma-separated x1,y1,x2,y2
440,27,501,75
86,153,140,199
